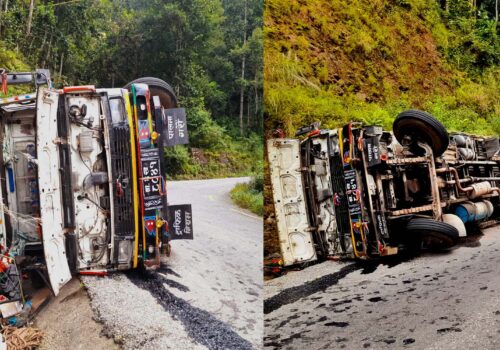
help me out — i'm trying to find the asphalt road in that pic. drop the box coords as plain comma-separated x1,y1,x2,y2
264,226,500,350
83,177,263,350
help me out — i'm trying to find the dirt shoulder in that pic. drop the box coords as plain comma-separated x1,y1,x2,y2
34,278,119,350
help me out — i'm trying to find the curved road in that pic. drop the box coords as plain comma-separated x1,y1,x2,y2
83,177,263,349
166,178,263,346
264,226,500,350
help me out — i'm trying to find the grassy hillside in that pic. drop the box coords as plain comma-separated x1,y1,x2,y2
264,0,499,257
264,0,499,136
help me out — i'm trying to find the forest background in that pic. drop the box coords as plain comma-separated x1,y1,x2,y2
0,0,263,182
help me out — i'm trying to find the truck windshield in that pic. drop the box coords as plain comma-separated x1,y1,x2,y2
109,97,126,124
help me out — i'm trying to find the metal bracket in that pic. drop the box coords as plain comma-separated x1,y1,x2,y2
52,137,67,145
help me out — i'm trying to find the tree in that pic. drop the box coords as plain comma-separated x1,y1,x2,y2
26,0,34,35
0,0,263,151
222,0,263,134
239,0,247,136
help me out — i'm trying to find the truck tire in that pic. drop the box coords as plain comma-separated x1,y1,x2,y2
393,109,449,157
405,218,459,249
124,77,177,109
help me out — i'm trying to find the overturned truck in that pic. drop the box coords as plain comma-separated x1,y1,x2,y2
0,70,192,295
269,110,500,266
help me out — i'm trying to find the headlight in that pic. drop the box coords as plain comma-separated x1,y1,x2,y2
117,240,132,264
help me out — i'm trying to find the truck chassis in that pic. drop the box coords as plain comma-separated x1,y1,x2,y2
269,110,500,266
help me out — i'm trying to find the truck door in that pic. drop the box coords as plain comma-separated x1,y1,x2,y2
267,139,317,266
36,88,72,295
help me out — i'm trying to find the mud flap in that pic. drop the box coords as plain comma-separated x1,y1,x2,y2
36,88,72,295
267,139,317,266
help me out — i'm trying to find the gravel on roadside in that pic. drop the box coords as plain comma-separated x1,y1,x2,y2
82,273,207,350
83,269,255,350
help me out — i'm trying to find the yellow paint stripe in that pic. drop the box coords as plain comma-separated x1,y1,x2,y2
124,91,140,268
339,127,361,258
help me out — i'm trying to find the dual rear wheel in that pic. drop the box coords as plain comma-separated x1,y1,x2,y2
393,110,460,249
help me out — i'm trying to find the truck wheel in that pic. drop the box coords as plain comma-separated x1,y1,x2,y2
393,110,449,157
405,218,459,249
124,77,177,109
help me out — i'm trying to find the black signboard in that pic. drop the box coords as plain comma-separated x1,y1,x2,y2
364,136,381,167
376,212,389,238
168,204,193,240
141,148,163,210
162,108,189,147
344,169,361,215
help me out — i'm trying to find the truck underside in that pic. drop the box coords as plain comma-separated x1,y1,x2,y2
269,110,500,266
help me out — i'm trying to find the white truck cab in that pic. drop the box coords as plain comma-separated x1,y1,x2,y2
0,71,192,295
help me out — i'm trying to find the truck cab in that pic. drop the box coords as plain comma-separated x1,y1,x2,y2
0,71,190,295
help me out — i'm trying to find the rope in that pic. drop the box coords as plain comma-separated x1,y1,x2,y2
1,206,42,229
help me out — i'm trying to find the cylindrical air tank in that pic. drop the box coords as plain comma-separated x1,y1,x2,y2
455,200,494,223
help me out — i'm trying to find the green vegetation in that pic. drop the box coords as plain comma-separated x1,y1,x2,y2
230,176,263,216
164,133,263,179
0,0,263,179
265,0,499,136
263,0,499,257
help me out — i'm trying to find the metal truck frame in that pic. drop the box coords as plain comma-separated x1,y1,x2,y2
269,110,500,266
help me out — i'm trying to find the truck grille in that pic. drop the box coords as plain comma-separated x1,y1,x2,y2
110,124,134,239
329,154,351,235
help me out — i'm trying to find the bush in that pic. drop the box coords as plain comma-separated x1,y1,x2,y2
250,173,264,193
163,146,200,179
162,94,262,180
180,97,231,150
230,182,263,216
